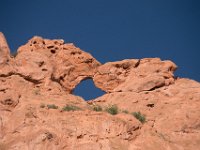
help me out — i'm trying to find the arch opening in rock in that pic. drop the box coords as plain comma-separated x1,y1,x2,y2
73,78,105,101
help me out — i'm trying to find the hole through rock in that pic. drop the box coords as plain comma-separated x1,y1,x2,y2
73,78,105,101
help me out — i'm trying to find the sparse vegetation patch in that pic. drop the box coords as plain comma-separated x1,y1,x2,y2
132,111,146,123
47,104,58,109
92,105,103,112
62,105,81,111
122,110,129,114
105,105,118,115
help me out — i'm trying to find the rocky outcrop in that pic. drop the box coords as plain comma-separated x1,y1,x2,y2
0,32,199,150
0,32,11,65
91,78,200,150
93,58,177,92
15,36,101,93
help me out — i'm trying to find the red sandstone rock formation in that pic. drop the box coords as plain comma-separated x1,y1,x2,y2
0,32,199,150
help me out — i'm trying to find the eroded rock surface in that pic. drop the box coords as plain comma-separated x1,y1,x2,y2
0,32,199,150
93,58,177,92
0,32,11,65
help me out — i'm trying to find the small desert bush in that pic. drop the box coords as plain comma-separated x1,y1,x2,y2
47,104,58,109
62,105,81,111
92,105,103,112
105,105,118,115
122,110,129,114
132,111,146,123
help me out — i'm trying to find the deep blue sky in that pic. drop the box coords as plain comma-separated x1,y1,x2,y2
0,0,199,100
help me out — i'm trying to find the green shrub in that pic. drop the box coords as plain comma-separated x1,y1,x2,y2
62,105,81,111
132,112,146,123
105,105,118,115
92,105,103,112
122,110,129,114
47,104,58,109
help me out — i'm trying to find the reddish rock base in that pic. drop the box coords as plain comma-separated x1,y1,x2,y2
0,32,199,150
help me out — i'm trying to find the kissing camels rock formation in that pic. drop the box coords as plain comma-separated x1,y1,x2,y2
0,32,199,150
